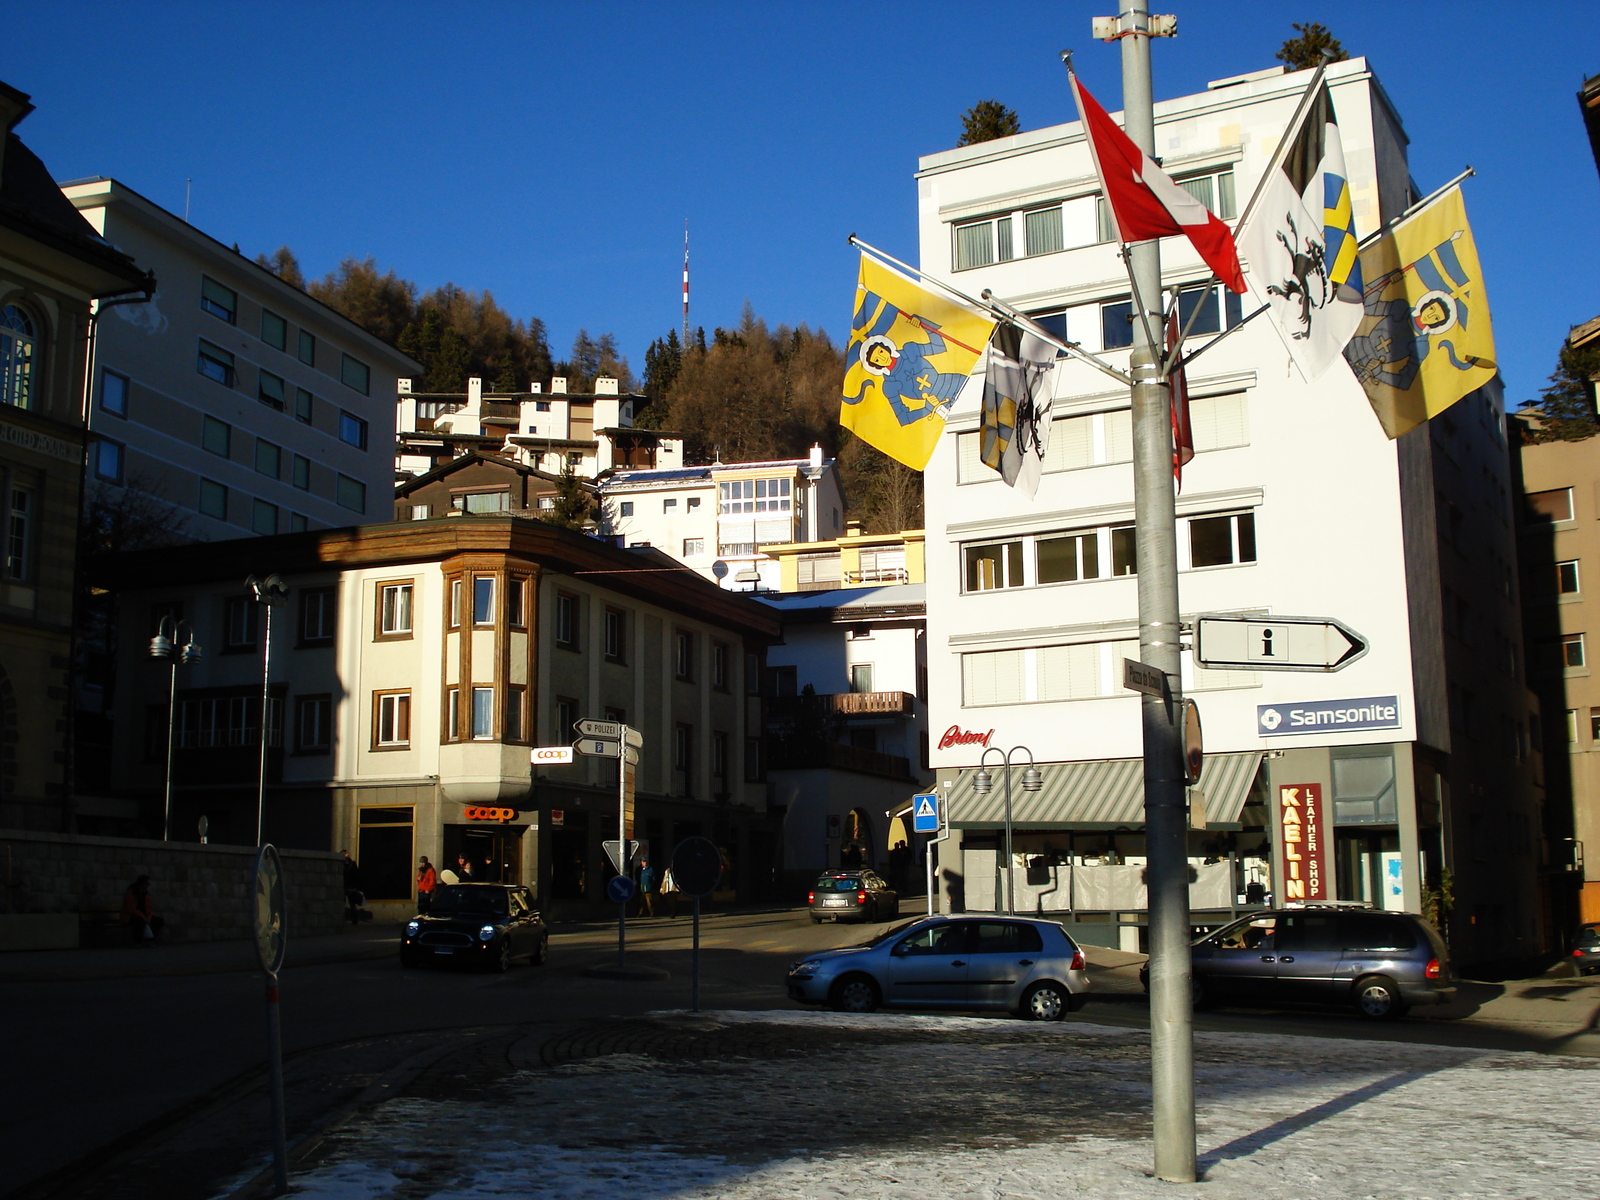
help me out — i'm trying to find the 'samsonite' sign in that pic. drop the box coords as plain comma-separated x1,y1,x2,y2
938,725,994,750
1277,784,1328,902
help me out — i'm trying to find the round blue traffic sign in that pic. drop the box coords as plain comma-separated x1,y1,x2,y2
607,875,636,904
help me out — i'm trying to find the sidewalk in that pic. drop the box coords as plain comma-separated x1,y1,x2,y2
223,1007,1600,1199
0,921,399,982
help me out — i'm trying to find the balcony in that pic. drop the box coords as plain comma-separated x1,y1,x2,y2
842,566,910,585
766,736,914,781
767,690,915,717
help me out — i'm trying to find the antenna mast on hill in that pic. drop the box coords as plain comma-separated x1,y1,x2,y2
682,220,690,345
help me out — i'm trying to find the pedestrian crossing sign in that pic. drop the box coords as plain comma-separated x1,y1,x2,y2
912,793,940,834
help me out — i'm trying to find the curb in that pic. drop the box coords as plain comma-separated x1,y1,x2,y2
0,940,396,984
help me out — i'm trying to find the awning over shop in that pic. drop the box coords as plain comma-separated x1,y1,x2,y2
947,751,1263,830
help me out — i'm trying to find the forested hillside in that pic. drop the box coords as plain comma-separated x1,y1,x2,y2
260,249,919,530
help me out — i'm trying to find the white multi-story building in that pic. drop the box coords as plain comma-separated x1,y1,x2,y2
396,375,682,482
62,178,418,538
601,448,845,590
915,60,1540,962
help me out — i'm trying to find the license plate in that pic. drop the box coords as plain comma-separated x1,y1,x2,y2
434,949,454,955
822,897,847,906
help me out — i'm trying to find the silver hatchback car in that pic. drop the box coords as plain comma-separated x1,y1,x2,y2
787,915,1090,1020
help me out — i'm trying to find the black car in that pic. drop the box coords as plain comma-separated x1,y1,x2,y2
808,870,898,923
401,883,549,971
1570,923,1600,975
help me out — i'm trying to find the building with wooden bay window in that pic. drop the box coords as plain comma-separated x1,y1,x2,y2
97,514,779,915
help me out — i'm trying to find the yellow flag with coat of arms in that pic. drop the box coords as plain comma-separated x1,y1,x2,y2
1341,187,1497,439
841,255,996,471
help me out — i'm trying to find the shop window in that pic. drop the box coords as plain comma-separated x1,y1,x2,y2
356,806,413,900
1330,748,1397,825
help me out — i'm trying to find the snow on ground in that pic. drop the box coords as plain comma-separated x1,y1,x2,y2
278,1011,1600,1199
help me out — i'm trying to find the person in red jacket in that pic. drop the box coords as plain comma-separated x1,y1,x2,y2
416,856,438,912
122,875,164,944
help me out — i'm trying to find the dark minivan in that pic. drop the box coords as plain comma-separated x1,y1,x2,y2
1184,906,1455,1019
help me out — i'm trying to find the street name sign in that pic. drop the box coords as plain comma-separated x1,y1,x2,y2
1123,658,1168,697
530,745,575,765
1194,615,1367,673
911,793,940,834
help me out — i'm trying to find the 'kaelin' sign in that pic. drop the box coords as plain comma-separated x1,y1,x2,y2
1277,784,1328,902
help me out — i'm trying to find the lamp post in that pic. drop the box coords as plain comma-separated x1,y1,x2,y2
149,617,202,841
972,745,1042,916
247,574,289,846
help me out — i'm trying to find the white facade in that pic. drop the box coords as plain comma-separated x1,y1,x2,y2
914,59,1530,945
63,178,417,539
601,449,846,590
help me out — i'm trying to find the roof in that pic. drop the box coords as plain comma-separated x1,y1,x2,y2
0,133,150,295
759,583,926,620
604,467,713,487
948,752,1263,830
94,515,782,643
393,450,579,497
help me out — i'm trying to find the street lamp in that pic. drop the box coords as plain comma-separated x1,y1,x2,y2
972,745,1042,916
149,616,202,841
246,574,289,846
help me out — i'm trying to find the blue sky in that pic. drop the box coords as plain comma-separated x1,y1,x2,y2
7,2,1596,405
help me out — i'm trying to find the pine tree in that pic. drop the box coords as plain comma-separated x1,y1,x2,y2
254,246,305,288
492,357,519,392
1522,331,1600,444
1276,22,1348,70
548,458,593,530
958,100,1021,146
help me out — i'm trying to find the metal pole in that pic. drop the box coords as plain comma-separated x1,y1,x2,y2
163,653,177,842
926,834,935,916
691,894,701,1012
1003,758,1015,916
1119,0,1195,1181
618,726,627,969
263,972,289,1194
256,603,273,847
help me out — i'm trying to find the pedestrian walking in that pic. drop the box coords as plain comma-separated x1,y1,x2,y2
122,874,164,944
659,867,679,918
455,853,476,881
416,856,437,912
637,858,658,917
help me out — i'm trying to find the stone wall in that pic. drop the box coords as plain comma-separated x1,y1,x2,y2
0,829,345,945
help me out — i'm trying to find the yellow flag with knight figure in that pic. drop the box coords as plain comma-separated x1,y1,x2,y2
842,255,996,470
1342,187,1497,439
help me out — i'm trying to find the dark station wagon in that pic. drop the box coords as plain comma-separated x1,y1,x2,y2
808,871,898,924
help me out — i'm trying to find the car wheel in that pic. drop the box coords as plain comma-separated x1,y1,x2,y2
1354,974,1406,1020
1191,976,1210,1011
531,935,548,966
1020,981,1069,1021
492,939,511,973
830,974,880,1014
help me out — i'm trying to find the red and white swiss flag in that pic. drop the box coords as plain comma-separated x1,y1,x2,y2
1070,72,1245,294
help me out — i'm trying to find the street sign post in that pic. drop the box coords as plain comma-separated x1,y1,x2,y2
583,720,643,970
671,836,723,1012
250,844,289,1194
911,793,940,834
1193,615,1368,673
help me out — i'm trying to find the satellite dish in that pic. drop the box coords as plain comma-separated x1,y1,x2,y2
711,560,729,579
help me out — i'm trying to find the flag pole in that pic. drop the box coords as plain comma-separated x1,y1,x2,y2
850,234,1133,386
1232,55,1335,239
1108,0,1195,1182
1356,166,1476,249
1170,301,1271,373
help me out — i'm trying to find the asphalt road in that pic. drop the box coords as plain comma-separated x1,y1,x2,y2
5,902,1597,1200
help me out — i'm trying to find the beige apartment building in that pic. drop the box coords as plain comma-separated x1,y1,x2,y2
61,177,418,540
99,515,780,916
1517,363,1600,925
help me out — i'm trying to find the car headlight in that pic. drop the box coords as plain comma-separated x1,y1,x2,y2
405,919,421,937
479,925,497,942
792,959,822,975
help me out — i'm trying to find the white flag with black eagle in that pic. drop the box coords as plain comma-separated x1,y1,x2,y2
978,325,1058,499
1240,82,1364,381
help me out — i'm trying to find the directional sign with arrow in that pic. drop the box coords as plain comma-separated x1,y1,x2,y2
1193,614,1368,673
